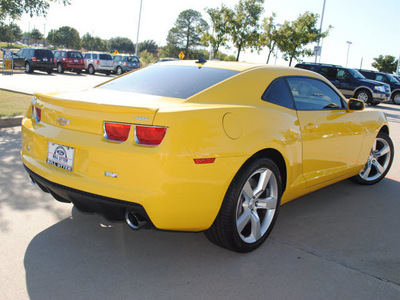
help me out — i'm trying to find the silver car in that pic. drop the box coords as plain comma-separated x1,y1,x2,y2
83,52,114,75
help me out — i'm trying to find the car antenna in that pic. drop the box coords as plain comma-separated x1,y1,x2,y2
195,55,207,64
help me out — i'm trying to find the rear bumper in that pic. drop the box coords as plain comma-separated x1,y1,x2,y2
25,165,152,224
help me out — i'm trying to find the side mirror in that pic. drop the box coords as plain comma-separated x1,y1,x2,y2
347,98,365,111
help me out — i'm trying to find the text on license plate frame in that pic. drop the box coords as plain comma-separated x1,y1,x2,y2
46,142,75,171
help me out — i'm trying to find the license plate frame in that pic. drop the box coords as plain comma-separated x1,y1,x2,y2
46,142,75,172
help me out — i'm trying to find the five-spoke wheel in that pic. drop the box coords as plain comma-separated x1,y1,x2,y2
353,132,394,185
205,157,281,253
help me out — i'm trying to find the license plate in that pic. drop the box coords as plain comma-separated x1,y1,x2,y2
74,59,78,62
47,142,75,171
43,58,48,61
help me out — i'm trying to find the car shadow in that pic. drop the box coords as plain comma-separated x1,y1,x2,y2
23,178,400,299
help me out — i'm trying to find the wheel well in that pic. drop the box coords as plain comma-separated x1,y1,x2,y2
248,149,287,193
379,125,389,135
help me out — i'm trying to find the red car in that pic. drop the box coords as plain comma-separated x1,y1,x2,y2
53,50,85,74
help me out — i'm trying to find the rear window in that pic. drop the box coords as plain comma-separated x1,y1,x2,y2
98,65,239,99
68,52,83,58
99,54,112,60
35,49,53,58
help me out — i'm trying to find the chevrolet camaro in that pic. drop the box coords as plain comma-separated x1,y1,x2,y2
21,60,394,252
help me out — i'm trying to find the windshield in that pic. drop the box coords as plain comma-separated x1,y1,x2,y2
98,65,239,99
348,69,365,79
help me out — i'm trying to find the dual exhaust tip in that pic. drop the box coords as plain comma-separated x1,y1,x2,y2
125,210,147,230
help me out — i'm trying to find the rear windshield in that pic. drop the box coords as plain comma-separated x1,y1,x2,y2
68,52,83,58
35,49,53,58
126,56,139,62
99,54,112,60
98,65,239,99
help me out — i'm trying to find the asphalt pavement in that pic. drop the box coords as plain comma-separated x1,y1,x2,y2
1,72,400,299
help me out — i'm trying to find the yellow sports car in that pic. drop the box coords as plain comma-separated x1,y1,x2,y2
21,60,394,252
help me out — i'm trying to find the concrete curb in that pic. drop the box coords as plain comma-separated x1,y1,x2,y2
0,116,23,128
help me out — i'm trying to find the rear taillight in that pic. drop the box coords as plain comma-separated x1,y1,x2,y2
32,57,37,62
135,126,167,146
31,96,41,122
96,60,100,65
54,58,57,63
104,122,131,142
35,107,42,122
124,62,128,66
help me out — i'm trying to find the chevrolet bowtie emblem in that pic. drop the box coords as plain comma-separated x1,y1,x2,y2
56,117,70,126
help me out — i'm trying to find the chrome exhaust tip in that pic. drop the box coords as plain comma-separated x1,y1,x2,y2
125,210,147,230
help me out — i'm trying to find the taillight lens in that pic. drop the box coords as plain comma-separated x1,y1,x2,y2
32,57,37,62
135,126,167,146
194,158,216,164
96,60,100,65
104,122,131,142
34,107,41,122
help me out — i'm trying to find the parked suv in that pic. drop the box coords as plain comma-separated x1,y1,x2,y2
13,48,54,74
112,54,141,75
53,50,85,74
83,52,114,75
295,63,391,105
357,69,400,104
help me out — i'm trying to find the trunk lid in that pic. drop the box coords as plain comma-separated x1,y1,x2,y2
34,88,184,135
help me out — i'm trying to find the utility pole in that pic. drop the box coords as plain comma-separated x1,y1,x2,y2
314,0,326,63
135,0,143,57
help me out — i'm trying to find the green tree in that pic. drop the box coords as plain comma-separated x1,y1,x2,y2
81,33,107,51
1,0,70,22
52,26,80,49
10,23,23,41
138,40,158,54
372,55,398,73
30,28,43,43
46,29,59,46
277,12,331,66
0,24,13,44
109,37,135,53
139,50,156,66
227,0,264,61
166,9,208,58
258,13,282,64
202,5,231,59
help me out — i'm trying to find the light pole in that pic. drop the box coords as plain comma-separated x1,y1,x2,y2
135,0,143,57
346,41,352,67
314,0,327,63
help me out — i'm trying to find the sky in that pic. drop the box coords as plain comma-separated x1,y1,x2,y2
11,0,400,71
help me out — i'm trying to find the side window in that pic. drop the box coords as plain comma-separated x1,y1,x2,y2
336,69,347,80
325,67,336,79
261,77,295,109
61,52,66,58
375,74,387,83
286,77,345,110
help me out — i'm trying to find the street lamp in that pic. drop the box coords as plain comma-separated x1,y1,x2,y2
346,41,352,67
135,0,143,57
314,0,327,63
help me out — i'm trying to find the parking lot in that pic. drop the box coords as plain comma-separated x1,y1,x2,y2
1,72,400,299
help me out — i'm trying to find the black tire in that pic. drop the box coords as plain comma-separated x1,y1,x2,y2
57,63,64,73
116,66,123,75
352,132,394,185
392,92,400,104
88,65,95,75
47,69,53,74
105,71,111,76
355,89,372,105
76,69,82,74
25,62,33,73
204,157,282,253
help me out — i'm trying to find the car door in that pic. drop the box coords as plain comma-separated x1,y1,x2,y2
286,77,364,187
14,49,26,67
